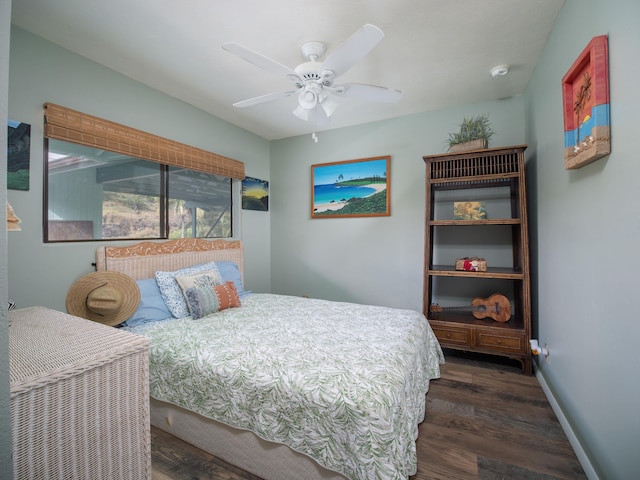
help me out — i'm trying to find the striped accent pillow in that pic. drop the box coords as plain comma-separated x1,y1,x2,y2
183,281,241,319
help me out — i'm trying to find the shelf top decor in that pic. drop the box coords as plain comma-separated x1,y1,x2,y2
446,114,495,153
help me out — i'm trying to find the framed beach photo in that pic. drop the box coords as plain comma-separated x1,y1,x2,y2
311,156,390,219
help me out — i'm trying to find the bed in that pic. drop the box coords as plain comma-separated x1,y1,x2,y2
95,238,444,480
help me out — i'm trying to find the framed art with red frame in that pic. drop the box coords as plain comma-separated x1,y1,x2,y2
562,35,610,170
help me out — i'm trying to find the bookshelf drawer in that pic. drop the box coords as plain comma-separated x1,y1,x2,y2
477,332,523,352
431,325,472,347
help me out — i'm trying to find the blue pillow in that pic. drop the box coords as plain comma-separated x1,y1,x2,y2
123,278,172,327
216,261,251,297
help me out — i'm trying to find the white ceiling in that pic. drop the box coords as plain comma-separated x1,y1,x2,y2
11,0,565,141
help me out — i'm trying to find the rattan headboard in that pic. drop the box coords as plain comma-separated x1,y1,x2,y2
95,238,244,282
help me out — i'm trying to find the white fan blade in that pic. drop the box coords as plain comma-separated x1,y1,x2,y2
233,90,298,108
335,83,403,103
321,24,384,78
223,42,299,78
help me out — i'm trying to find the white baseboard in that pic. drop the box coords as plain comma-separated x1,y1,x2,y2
534,363,599,480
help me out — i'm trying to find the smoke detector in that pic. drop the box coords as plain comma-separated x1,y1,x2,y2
490,65,509,78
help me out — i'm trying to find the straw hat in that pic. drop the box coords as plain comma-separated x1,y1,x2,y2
66,271,140,326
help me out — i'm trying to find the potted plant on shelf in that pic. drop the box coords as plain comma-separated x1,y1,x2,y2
446,114,495,152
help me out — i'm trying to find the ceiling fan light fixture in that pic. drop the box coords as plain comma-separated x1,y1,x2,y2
320,96,339,118
293,104,311,121
298,82,324,110
299,90,318,110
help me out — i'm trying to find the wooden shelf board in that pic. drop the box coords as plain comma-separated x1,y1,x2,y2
430,173,520,189
428,265,524,279
427,313,525,330
430,218,521,226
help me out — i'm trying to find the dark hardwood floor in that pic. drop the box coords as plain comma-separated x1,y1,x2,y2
151,350,587,480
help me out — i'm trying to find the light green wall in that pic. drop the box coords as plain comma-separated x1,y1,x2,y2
270,98,526,311
7,26,272,314
1,0,13,477
526,1,640,478
5,1,639,478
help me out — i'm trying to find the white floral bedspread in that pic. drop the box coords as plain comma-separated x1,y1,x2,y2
126,293,444,480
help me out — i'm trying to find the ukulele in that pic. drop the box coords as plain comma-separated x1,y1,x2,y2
429,293,511,322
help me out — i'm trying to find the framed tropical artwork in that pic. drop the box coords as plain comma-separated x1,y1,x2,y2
242,176,269,211
7,119,31,190
562,35,610,169
311,156,390,219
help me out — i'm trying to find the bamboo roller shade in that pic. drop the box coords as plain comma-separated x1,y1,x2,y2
44,103,245,179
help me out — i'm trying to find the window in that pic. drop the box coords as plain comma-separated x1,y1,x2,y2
167,166,232,239
45,139,232,242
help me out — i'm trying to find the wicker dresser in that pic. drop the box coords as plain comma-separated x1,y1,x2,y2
9,306,151,480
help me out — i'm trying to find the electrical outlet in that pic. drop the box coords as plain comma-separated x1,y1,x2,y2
530,339,550,362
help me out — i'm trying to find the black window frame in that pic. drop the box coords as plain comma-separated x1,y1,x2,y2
43,138,234,243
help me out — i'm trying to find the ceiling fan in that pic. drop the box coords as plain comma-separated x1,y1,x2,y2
222,24,402,125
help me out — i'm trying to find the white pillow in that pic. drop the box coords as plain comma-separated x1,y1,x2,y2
155,262,223,318
175,270,223,292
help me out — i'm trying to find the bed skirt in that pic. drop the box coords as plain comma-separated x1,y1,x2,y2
150,397,347,480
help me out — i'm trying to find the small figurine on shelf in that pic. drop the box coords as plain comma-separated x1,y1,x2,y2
455,257,487,272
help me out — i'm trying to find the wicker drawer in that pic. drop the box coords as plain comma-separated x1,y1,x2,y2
477,331,523,352
431,325,472,347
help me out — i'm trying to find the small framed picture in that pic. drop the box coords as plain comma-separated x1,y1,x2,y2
241,176,269,211
454,201,486,220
